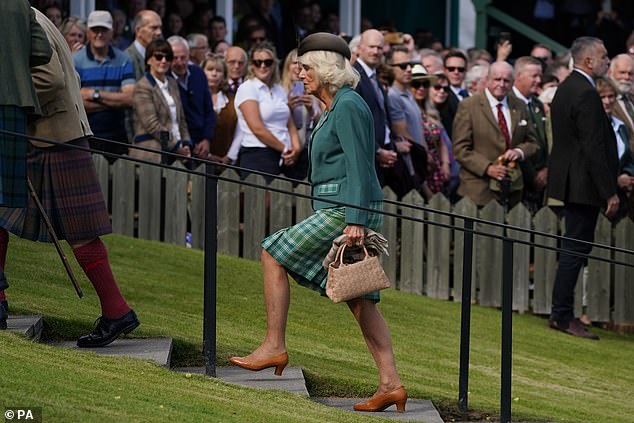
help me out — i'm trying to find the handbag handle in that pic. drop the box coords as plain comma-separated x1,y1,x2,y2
332,243,370,268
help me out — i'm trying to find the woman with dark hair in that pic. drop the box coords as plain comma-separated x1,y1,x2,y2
234,42,303,180
131,39,191,164
229,33,407,413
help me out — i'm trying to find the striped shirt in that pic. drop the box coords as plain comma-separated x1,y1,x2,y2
73,44,134,140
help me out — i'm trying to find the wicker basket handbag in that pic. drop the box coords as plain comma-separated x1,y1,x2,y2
326,244,391,303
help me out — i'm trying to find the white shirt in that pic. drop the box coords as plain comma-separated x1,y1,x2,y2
133,40,146,59
512,86,530,105
450,85,467,101
611,115,627,160
213,90,229,115
234,78,290,149
485,88,525,159
155,77,181,143
485,88,512,133
357,58,392,145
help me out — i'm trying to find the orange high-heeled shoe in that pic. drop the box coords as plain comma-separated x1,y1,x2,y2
229,351,288,376
353,385,408,413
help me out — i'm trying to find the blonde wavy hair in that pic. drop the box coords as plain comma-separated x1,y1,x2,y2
298,50,359,95
245,42,280,85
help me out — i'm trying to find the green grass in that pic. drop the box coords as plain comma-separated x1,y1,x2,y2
1,234,633,422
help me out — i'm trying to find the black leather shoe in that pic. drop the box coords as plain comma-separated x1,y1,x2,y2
0,300,7,330
77,309,140,348
549,318,599,340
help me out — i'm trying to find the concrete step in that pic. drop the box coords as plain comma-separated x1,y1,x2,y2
51,338,173,367
175,366,309,396
6,315,43,341
313,398,444,423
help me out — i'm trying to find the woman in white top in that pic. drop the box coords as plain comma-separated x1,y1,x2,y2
132,39,191,164
235,42,302,181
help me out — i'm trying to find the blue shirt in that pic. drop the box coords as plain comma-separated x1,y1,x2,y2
73,44,135,140
171,64,216,144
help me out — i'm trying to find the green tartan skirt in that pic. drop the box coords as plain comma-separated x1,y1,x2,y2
261,203,384,302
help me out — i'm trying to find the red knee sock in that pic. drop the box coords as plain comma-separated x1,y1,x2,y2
0,227,9,302
73,238,130,319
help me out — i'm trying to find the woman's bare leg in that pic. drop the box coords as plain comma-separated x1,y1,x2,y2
241,249,290,359
347,298,402,393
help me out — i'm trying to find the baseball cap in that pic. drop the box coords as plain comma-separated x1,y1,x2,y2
87,10,113,30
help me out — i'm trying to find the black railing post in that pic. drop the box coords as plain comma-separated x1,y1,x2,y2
458,218,474,412
203,163,218,377
500,237,514,422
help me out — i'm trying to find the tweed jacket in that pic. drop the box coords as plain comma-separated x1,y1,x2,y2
308,85,383,226
453,91,538,206
131,72,190,163
1,0,52,115
125,42,146,81
549,71,618,207
29,8,92,147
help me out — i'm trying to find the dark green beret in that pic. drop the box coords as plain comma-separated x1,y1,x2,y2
297,32,351,60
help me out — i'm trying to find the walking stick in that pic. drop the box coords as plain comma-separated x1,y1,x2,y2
26,177,83,298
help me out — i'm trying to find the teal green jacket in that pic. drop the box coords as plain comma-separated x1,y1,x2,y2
309,85,383,226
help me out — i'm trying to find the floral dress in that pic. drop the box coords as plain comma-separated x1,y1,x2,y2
422,113,448,194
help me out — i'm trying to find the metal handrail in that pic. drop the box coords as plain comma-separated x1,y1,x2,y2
3,129,633,423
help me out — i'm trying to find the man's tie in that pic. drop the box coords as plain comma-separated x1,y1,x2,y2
622,94,634,121
458,88,470,99
618,124,629,159
231,80,239,94
497,103,511,149
370,73,385,112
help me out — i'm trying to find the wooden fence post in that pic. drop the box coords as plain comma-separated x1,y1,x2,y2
111,159,135,236
614,218,634,325
189,167,206,249
269,179,293,234
532,207,558,315
242,175,266,260
163,162,188,246
138,162,162,241
399,191,425,295
382,188,398,288
477,200,504,307
585,214,611,322
426,193,451,299
507,203,531,313
294,183,312,223
217,170,240,256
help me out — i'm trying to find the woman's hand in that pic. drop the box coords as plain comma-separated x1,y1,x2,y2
287,94,302,109
177,145,191,159
343,224,365,247
282,147,300,166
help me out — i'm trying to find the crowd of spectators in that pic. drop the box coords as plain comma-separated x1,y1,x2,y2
28,0,634,222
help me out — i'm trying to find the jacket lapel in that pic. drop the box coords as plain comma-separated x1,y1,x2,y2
479,94,499,130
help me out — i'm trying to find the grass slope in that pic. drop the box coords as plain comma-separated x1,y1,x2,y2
1,234,633,422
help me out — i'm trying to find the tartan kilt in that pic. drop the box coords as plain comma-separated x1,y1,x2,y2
0,106,28,208
0,138,112,242
262,202,384,302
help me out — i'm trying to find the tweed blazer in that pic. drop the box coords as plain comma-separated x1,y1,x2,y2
308,86,383,226
29,8,92,147
125,43,146,81
1,0,52,115
131,72,190,163
453,92,538,206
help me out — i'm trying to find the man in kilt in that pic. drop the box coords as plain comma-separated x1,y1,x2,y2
0,8,140,348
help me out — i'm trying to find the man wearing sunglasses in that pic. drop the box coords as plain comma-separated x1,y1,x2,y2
387,46,424,146
440,51,469,139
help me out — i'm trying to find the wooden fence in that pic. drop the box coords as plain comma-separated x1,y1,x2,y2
94,155,634,325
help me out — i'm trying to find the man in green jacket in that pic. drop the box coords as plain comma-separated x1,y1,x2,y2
0,0,52,209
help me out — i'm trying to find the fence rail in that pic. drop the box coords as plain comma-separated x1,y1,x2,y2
94,155,634,326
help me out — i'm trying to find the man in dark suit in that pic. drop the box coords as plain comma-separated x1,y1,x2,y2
608,54,634,147
439,51,469,139
352,29,398,178
511,56,549,211
548,37,619,340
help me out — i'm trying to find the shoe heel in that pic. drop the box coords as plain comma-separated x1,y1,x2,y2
274,363,286,376
123,320,140,335
395,399,406,413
